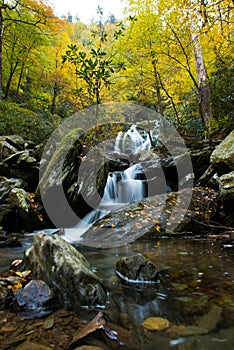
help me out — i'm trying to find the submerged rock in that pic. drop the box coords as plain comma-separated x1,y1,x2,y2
15,342,52,350
24,232,107,309
116,254,158,283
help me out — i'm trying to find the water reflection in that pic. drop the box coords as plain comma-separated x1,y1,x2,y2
0,236,233,349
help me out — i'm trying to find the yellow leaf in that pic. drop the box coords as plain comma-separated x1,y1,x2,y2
142,317,170,331
8,281,22,292
155,225,161,232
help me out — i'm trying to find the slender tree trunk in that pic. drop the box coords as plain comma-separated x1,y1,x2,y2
4,61,19,99
0,7,3,101
16,62,25,100
50,82,62,115
191,31,212,136
156,69,180,124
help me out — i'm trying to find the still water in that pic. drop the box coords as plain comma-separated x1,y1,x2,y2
1,234,233,349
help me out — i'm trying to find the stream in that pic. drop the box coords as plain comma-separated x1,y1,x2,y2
0,124,233,349
0,235,233,349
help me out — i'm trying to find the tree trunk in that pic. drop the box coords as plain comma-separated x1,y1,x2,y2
0,7,3,101
4,61,19,99
50,81,60,115
191,32,212,137
16,62,25,100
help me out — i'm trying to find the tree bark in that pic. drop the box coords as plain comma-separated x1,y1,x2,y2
4,61,19,99
0,6,3,101
191,32,212,136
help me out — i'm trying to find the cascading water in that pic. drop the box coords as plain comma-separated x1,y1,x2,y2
114,125,151,154
64,125,152,243
102,164,144,204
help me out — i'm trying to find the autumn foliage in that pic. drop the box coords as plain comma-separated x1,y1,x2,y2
0,0,233,141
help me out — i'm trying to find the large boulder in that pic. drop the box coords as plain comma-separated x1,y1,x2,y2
38,131,109,227
211,130,234,175
24,232,107,309
76,187,219,248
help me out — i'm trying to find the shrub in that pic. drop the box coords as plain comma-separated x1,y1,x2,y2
0,102,60,143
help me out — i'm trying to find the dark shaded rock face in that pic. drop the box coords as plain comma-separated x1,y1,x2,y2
24,232,107,310
116,254,158,283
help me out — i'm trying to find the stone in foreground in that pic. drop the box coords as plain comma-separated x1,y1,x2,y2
24,232,107,309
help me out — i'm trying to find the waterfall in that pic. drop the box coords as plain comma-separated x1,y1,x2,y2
64,124,154,243
102,164,144,205
115,125,151,154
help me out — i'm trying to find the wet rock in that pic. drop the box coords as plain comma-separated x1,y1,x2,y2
219,171,234,226
198,305,222,332
190,146,213,180
8,188,29,212
38,134,109,226
116,254,158,283
220,171,234,206
0,162,10,177
195,165,218,188
14,280,57,314
43,316,55,330
81,188,219,247
74,346,104,350
178,325,209,336
211,130,234,175
0,204,15,230
5,188,43,232
0,333,26,348
0,236,22,247
16,152,37,169
24,232,107,309
15,341,52,350
0,176,28,202
0,135,25,160
0,282,15,309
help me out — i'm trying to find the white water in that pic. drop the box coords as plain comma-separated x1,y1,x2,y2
114,125,151,154
64,125,153,243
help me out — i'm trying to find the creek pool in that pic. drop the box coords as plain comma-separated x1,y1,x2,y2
0,234,233,349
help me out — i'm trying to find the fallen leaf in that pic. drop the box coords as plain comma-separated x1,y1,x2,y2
142,317,170,331
69,312,105,347
15,270,31,278
11,260,23,267
179,325,209,336
167,325,185,336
